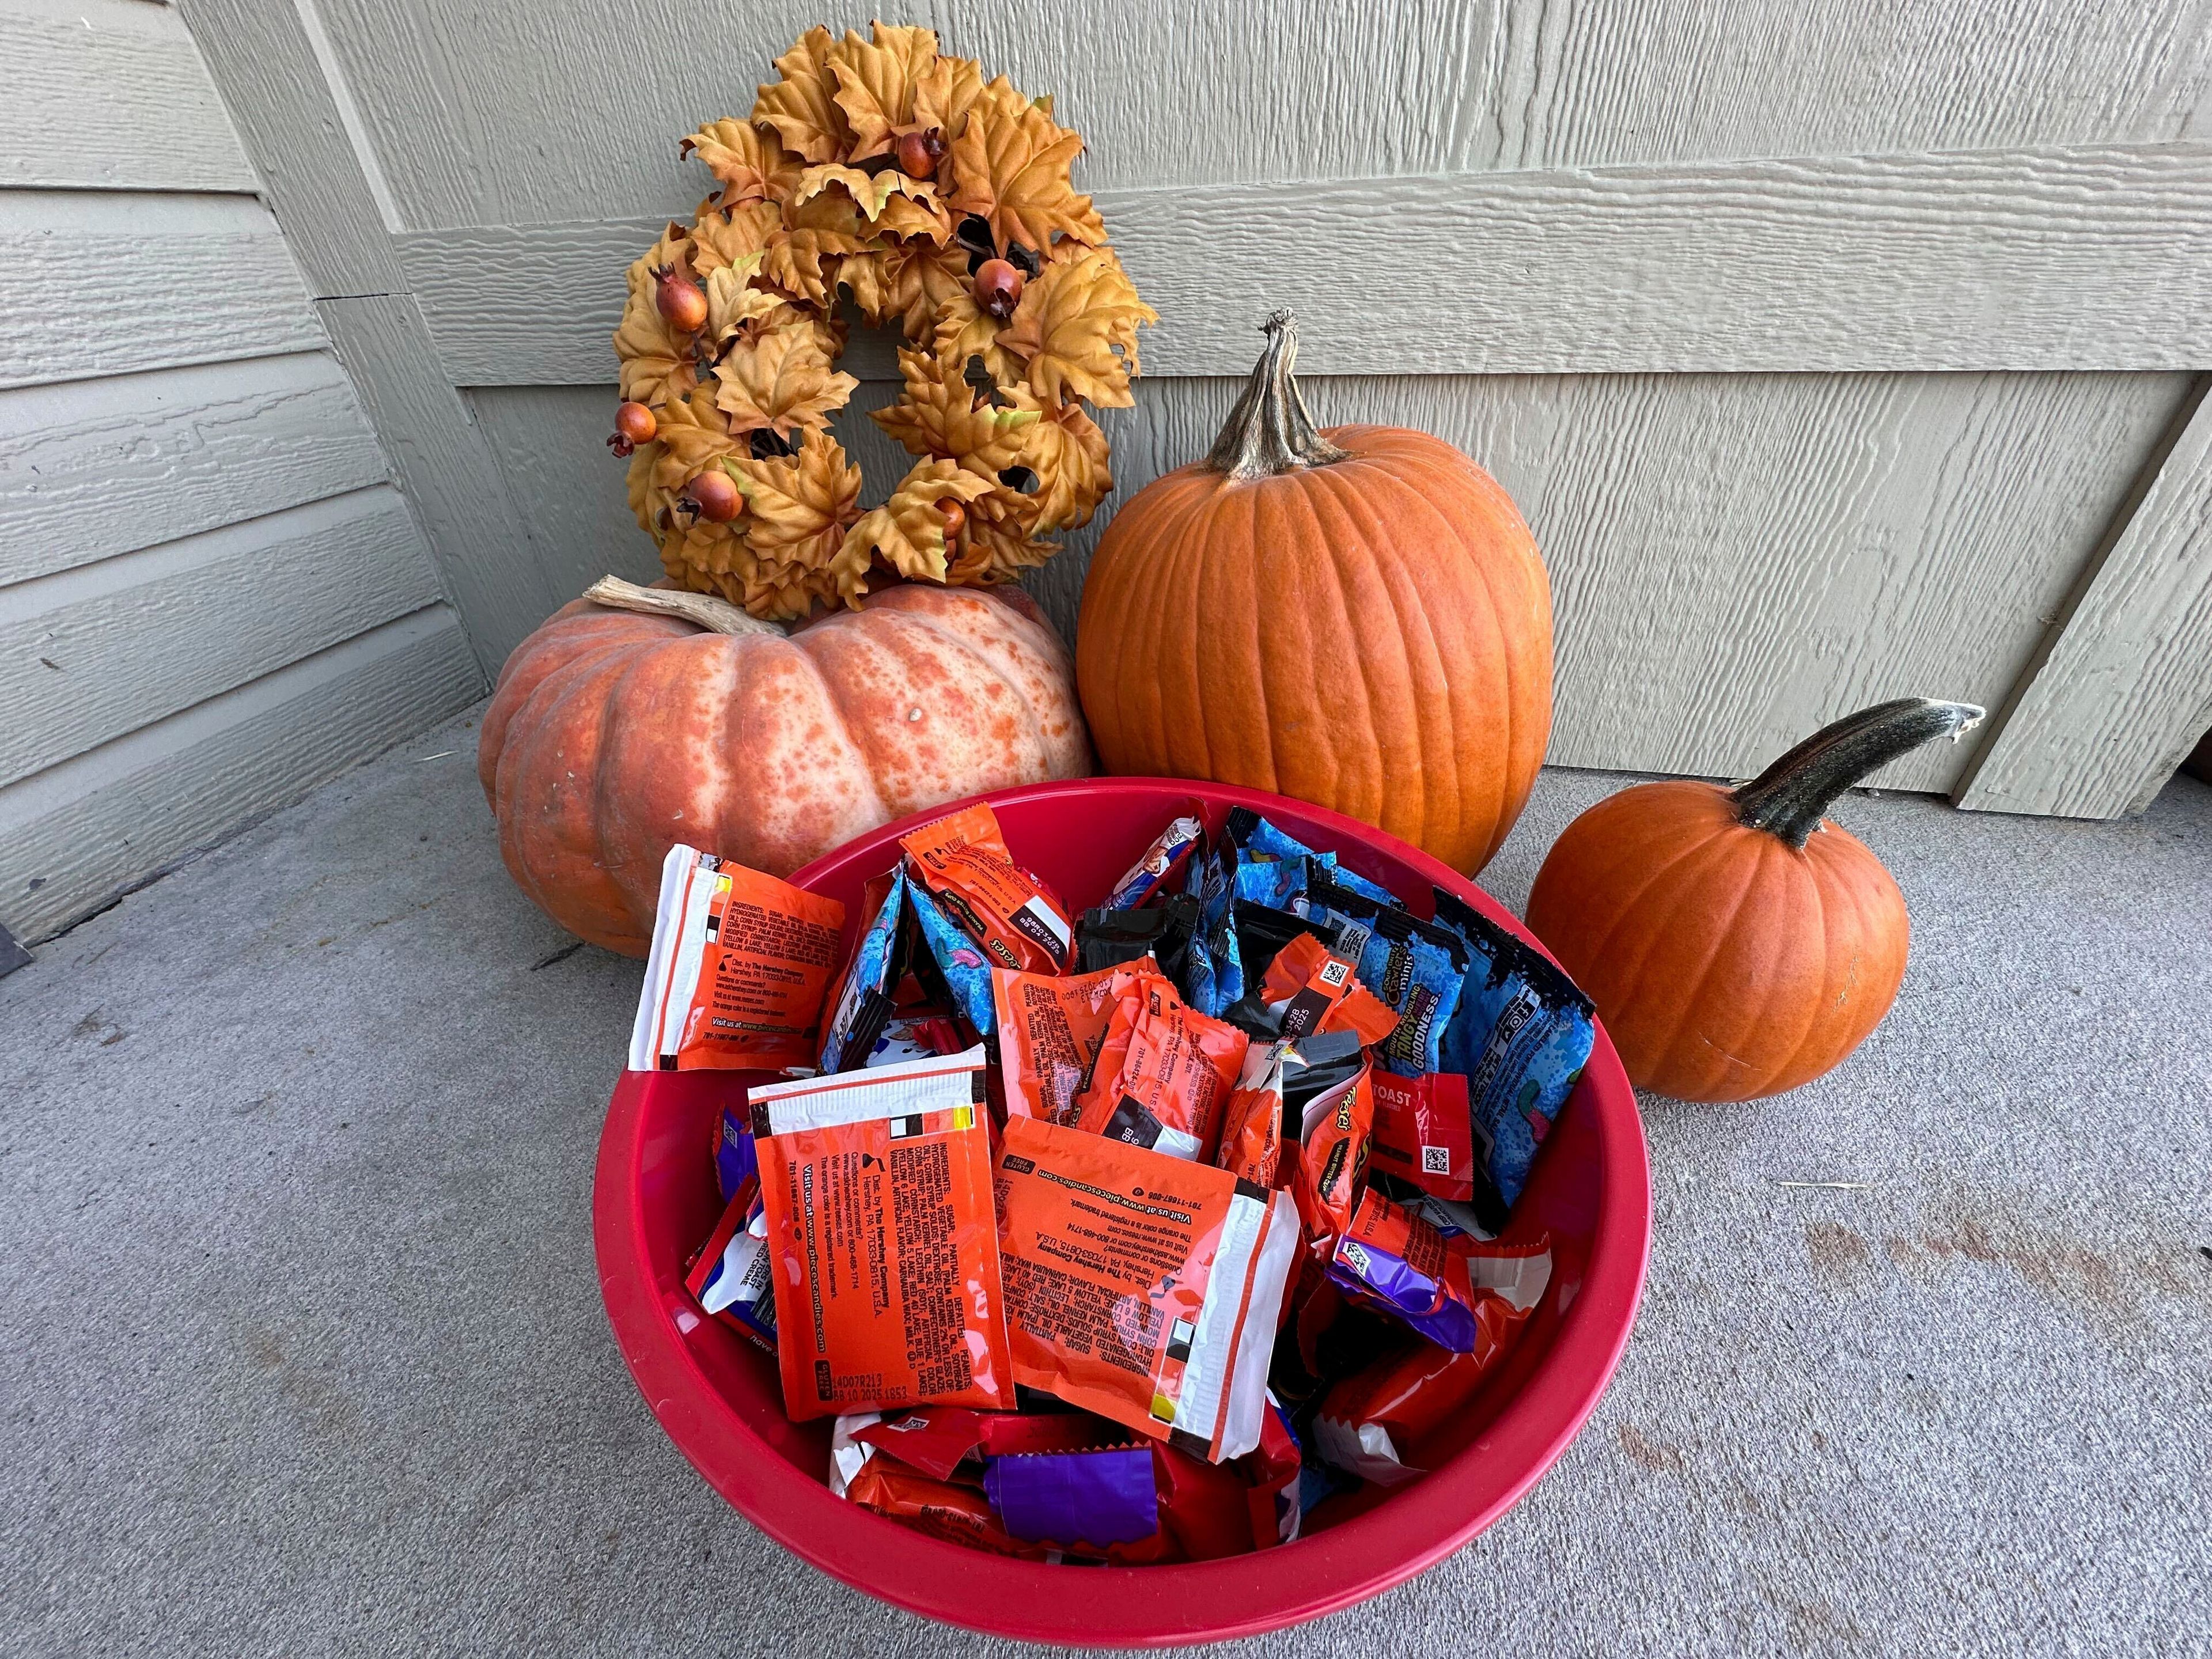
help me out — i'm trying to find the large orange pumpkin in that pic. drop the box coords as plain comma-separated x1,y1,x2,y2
478,578,1090,955
1075,310,1551,874
1524,698,1983,1101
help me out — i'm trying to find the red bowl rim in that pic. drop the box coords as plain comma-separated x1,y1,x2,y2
593,778,1650,1646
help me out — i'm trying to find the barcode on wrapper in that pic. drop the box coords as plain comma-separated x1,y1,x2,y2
1422,1145,1452,1175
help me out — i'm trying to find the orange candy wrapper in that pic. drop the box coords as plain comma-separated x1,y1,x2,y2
628,844,844,1072
995,1116,1299,1463
1073,969,1249,1164
992,960,1139,1126
1258,931,1400,1047
1286,1033,1376,1245
750,1048,1013,1422
1215,1039,1289,1188
900,802,1074,975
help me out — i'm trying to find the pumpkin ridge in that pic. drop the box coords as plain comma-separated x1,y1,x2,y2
1144,483,1215,778
1304,463,1431,844
1757,841,1843,1094
1358,450,1526,860
1641,831,1774,1092
1570,806,1746,1028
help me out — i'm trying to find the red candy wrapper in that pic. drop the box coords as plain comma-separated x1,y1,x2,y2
1313,1226,1552,1487
856,1404,1119,1482
1258,931,1400,1046
1073,968,1249,1164
1327,1187,1551,1354
901,802,1073,974
1368,1070,1477,1204
751,1048,1013,1422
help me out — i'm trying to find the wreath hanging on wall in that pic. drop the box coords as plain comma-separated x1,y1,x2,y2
608,22,1157,622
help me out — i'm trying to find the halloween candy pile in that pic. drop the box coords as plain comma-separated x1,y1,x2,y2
628,801,1596,1562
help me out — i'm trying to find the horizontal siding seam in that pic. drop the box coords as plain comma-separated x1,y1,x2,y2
0,601,469,827
0,480,410,611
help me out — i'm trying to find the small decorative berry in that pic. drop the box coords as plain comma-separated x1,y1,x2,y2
974,257,1025,321
683,468,741,523
937,499,967,541
894,127,946,180
656,265,707,332
607,402,657,459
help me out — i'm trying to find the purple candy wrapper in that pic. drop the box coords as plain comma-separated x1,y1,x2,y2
983,1445,1158,1548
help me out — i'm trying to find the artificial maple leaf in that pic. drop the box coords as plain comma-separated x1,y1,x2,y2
625,441,666,534
682,118,802,206
912,54,985,144
1003,393,1112,531
751,24,849,163
613,257,698,406
931,291,1024,384
953,486,1058,585
876,189,953,245
996,246,1157,407
713,326,858,438
872,347,1041,471
704,262,783,346
948,78,1106,255
726,433,862,577
842,459,999,585
646,388,723,472
687,200,782,275
794,162,939,225
824,22,940,160
759,229,861,306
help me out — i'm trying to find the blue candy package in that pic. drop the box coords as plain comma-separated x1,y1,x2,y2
1298,872,1467,1078
907,879,997,1039
817,869,908,1073
1232,854,1315,910
1181,839,1244,1019
1430,888,1597,1228
1224,808,1399,909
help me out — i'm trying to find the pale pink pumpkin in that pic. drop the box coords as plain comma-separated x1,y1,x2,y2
478,579,1092,954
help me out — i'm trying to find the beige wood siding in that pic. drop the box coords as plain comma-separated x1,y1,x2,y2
0,0,480,945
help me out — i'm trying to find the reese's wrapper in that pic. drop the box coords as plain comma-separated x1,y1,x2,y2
1285,1029,1374,1243
751,1048,1012,1421
1215,1039,1289,1188
992,959,1135,1126
1430,888,1597,1227
1298,871,1467,1078
1073,968,1250,1164
995,1115,1300,1463
908,880,998,1039
1076,892,1201,985
628,844,844,1072
900,802,1073,974
817,869,907,1073
1312,1232,1551,1486
1104,813,1203,911
1367,1071,1476,1203
1259,931,1402,1046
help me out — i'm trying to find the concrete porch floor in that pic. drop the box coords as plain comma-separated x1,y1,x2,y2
3,706,2207,1658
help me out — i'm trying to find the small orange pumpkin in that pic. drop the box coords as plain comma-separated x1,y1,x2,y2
1075,310,1552,874
1525,699,1983,1101
479,578,1090,955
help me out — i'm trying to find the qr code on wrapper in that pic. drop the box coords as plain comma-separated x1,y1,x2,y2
1422,1146,1452,1175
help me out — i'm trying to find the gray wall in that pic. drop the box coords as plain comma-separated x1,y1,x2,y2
173,0,2212,820
1,0,481,945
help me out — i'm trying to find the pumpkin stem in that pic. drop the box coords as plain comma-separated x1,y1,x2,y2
1204,310,1351,482
583,575,785,637
1729,698,1985,847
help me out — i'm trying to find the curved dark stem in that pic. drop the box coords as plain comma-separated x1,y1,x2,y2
1204,310,1351,481
1730,698,1986,847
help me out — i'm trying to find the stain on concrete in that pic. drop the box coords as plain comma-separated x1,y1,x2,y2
1618,1423,1688,1476
1805,1221,1872,1281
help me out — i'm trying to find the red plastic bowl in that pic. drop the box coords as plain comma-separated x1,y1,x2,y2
593,779,1649,1645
